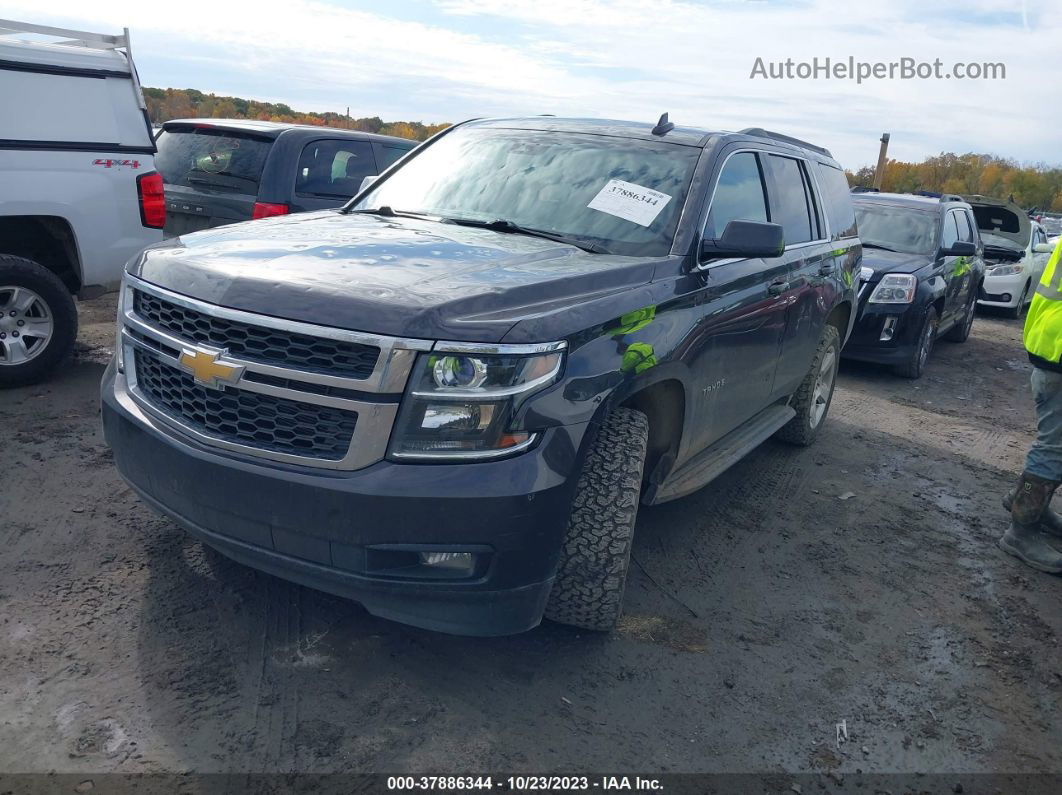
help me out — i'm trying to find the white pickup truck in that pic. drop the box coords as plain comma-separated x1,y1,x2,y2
0,19,162,386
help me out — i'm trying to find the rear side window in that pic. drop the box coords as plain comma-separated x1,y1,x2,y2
814,163,858,239
704,152,769,240
955,211,975,243
377,144,413,170
767,155,815,246
156,129,271,194
296,140,377,199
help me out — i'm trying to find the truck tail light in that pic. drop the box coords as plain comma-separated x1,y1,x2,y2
136,172,165,229
252,202,290,220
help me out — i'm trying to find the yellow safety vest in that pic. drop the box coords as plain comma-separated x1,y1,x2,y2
1024,236,1062,364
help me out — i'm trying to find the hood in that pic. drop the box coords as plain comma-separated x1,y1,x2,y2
858,248,933,278
961,194,1031,250
131,211,663,342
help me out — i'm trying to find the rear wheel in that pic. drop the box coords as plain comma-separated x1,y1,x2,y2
944,292,977,342
0,255,77,388
776,324,840,447
894,306,938,380
544,407,649,631
1006,281,1030,320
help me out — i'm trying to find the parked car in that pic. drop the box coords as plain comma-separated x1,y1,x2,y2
844,193,985,379
965,195,1055,318
0,19,162,387
155,119,417,236
102,116,859,635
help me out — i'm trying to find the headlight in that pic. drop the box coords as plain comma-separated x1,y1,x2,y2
388,342,565,460
868,273,917,304
988,264,1024,277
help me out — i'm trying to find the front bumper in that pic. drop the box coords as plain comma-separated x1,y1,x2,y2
101,361,588,636
841,298,926,365
978,271,1027,308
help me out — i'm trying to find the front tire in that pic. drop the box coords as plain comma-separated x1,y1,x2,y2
544,407,649,631
1006,281,1030,320
0,255,78,388
776,324,840,447
894,306,938,380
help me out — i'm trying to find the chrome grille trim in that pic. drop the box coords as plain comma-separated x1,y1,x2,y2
119,274,427,470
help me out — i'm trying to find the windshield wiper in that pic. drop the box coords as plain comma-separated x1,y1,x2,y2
348,206,437,220
862,242,899,252
442,217,610,254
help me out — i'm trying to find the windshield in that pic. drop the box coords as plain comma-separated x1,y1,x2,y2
854,204,938,255
352,127,700,257
155,128,272,194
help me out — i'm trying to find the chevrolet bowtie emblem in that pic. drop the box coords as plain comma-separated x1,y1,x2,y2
178,347,244,390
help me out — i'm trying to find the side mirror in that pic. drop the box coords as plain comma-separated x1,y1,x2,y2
1034,242,1055,254
940,241,976,258
359,175,378,194
700,220,785,261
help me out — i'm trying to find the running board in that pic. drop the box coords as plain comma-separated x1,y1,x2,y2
644,404,796,505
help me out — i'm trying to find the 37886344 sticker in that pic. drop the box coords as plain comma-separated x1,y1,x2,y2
587,179,672,228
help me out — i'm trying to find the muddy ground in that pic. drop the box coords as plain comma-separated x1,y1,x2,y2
1,296,1059,782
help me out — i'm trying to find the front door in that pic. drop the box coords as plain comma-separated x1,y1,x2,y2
687,149,790,453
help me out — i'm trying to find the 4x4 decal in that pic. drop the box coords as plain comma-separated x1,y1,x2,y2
92,158,141,169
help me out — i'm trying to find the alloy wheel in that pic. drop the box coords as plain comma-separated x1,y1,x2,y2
0,286,54,366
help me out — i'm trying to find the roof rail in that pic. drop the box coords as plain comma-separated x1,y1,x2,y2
739,127,831,158
0,19,144,109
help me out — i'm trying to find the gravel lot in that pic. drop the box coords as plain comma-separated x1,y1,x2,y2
1,295,1059,779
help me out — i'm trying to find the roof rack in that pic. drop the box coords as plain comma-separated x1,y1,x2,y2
739,127,831,158
0,19,144,108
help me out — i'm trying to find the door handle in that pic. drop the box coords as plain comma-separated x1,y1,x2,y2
818,263,833,276
767,279,790,296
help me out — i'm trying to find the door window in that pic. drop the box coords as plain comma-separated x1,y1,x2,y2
378,144,413,169
955,211,975,243
814,162,857,239
767,155,815,246
941,213,960,249
296,140,376,199
703,152,769,240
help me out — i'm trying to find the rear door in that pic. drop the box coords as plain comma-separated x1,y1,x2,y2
940,210,966,323
155,125,274,236
289,139,379,213
1031,225,1052,284
762,153,834,395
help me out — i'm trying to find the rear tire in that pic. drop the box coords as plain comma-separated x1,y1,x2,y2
894,306,938,380
0,255,77,388
776,325,840,447
544,407,649,631
944,292,977,342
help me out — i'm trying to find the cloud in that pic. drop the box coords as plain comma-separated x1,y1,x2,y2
3,0,1057,166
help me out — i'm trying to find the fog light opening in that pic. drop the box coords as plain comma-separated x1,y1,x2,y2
879,316,898,342
419,551,476,574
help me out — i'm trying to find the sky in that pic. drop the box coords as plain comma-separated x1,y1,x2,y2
2,0,1058,168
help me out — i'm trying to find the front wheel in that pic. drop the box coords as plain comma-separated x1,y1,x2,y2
1006,281,1030,320
0,255,78,388
544,407,649,631
776,324,840,447
894,306,938,380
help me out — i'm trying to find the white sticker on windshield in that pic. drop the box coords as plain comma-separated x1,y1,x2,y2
587,179,672,227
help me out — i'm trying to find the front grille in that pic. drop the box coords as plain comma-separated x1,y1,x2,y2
134,290,380,378
134,349,358,460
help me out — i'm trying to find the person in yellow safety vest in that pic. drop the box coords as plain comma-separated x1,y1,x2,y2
1001,235,1062,573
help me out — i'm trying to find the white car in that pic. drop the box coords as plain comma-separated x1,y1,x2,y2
967,195,1055,319
0,19,162,386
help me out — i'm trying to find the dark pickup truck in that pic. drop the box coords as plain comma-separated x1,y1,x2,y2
103,115,860,636
154,119,417,236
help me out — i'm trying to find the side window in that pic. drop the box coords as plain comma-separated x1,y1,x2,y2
814,162,857,240
703,152,769,240
942,212,960,249
378,144,413,170
955,211,974,243
965,211,980,245
767,155,814,246
295,140,376,198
